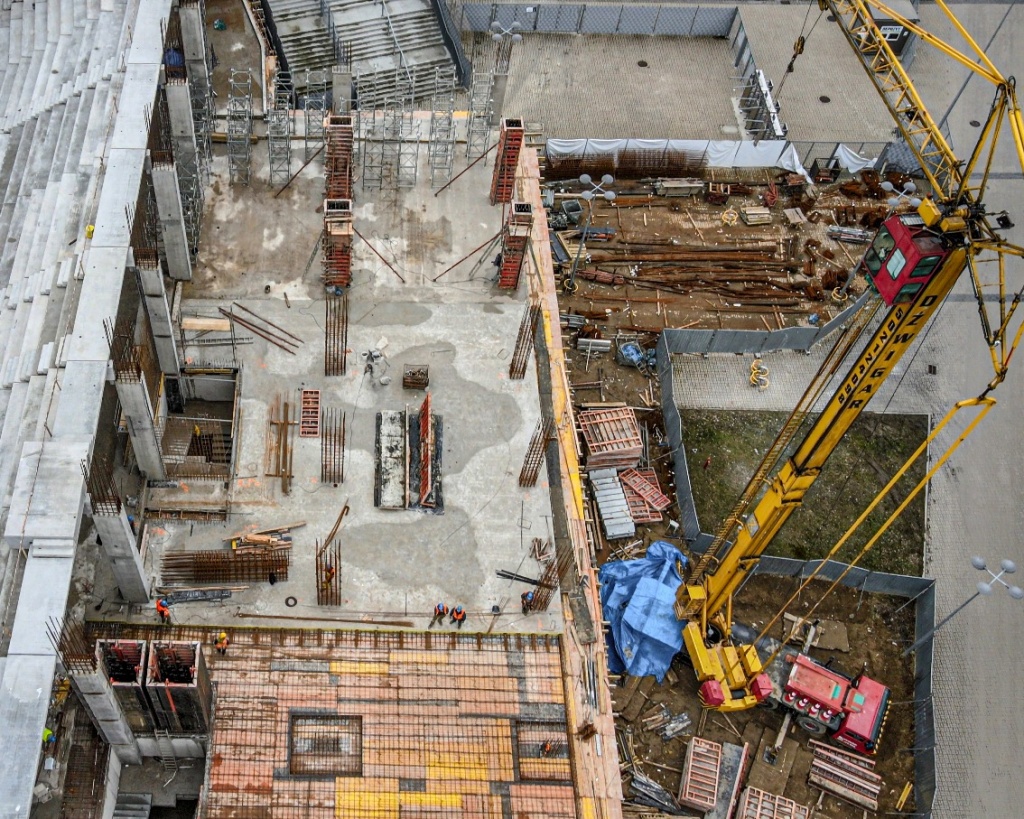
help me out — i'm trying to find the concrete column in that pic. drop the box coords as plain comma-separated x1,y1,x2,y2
490,73,508,127
332,66,352,113
164,80,198,164
114,378,167,480
178,4,211,96
69,669,142,765
135,264,180,375
149,162,192,281
91,507,150,603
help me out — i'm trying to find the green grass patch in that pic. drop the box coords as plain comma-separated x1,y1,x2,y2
681,409,928,577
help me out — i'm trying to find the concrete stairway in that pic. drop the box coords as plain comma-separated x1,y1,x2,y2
266,0,454,104
0,0,133,640
112,793,153,818
266,0,337,86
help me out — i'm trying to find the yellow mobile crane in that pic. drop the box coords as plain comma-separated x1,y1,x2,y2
674,0,1024,746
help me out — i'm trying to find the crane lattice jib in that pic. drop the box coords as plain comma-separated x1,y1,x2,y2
825,0,963,200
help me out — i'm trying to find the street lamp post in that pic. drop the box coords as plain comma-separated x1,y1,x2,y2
489,21,522,125
563,174,616,294
903,556,1024,657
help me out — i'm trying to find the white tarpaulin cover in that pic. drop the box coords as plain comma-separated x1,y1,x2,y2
833,143,879,173
545,138,809,177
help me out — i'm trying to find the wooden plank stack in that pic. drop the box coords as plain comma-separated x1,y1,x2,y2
579,408,643,470
735,787,810,819
807,739,881,811
224,521,304,553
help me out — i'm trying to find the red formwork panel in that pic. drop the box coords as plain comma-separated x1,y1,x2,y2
498,202,534,289
490,118,524,205
323,199,353,288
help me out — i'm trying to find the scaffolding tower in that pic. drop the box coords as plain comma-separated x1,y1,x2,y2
466,71,493,159
427,67,457,188
304,68,328,161
227,69,253,185
397,99,419,189
268,69,294,184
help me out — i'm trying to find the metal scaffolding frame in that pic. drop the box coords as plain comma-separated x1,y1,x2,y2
268,69,294,184
177,150,205,259
360,106,387,191
427,67,457,188
304,68,328,161
227,69,253,185
397,100,419,189
466,70,493,159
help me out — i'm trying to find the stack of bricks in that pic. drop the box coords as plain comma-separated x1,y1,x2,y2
499,202,534,289
324,114,354,288
490,117,524,205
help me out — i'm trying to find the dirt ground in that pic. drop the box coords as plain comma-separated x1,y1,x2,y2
611,578,918,817
682,409,929,576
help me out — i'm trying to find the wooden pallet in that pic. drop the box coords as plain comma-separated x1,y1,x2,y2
620,468,672,511
299,389,321,438
678,737,722,811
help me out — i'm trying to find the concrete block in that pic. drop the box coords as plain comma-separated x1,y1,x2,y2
1,356,19,388
56,257,71,288
22,271,38,302
28,537,75,558
37,342,54,374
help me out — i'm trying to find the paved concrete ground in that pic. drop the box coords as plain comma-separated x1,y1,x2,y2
904,5,1024,816
135,145,562,634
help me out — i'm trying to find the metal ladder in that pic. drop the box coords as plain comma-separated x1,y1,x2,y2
154,729,178,777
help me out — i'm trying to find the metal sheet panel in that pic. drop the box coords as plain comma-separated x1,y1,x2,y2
653,6,697,36
580,4,621,35
536,4,583,33
616,5,657,35
690,6,736,37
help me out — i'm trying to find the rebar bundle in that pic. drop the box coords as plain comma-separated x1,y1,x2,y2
519,414,553,487
316,540,342,605
321,408,346,486
509,302,540,380
325,293,348,376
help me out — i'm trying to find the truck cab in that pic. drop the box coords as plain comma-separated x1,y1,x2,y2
861,213,950,306
780,653,890,755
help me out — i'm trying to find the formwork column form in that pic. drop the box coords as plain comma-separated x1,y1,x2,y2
332,64,353,113
268,69,293,184
490,117,524,205
67,656,142,764
304,69,328,160
164,80,198,169
466,71,493,159
323,199,354,288
428,67,457,188
135,264,180,375
227,69,253,185
180,0,214,175
499,201,533,288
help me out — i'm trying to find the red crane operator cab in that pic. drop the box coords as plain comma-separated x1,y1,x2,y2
860,213,951,306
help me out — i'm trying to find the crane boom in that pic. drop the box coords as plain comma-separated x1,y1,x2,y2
676,0,1024,717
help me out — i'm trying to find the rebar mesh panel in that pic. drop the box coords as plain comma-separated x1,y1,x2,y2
290,715,362,776
201,630,576,818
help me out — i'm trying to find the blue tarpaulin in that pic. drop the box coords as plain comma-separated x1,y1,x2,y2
598,541,688,682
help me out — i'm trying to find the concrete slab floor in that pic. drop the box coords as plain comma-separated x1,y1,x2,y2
129,145,562,634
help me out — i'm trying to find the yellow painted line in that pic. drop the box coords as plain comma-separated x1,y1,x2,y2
329,660,389,675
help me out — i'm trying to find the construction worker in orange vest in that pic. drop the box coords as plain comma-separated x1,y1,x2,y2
321,565,337,591
429,602,449,628
215,632,229,656
155,598,171,624
450,605,466,629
